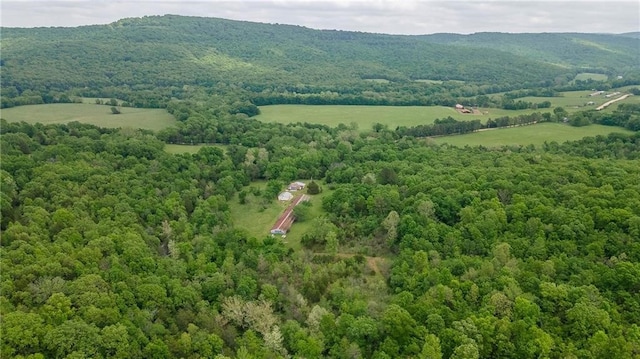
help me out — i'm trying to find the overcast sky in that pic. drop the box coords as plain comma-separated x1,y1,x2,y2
1,0,639,34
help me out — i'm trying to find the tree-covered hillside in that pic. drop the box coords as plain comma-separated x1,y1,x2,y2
420,32,640,71
2,15,638,98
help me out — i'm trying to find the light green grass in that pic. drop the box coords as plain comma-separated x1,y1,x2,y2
229,193,289,242
256,105,492,129
80,97,125,105
573,72,608,82
164,144,227,154
363,78,391,83
433,123,633,148
413,79,443,84
1,103,176,131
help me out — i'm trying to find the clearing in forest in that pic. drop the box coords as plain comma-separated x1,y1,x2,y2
256,104,487,129
1,103,176,131
433,123,633,148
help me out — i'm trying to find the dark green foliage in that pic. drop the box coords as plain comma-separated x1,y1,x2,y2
420,32,640,71
307,180,320,195
3,119,640,358
293,201,312,222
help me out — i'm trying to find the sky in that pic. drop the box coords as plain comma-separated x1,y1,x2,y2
1,0,639,35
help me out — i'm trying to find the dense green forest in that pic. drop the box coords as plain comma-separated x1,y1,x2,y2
2,118,640,358
2,14,640,359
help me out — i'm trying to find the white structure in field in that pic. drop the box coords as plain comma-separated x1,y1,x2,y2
278,191,294,201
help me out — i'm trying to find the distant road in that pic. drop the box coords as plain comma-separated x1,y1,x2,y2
596,94,632,111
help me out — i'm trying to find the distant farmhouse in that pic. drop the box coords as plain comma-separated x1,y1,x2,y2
455,104,472,113
288,181,306,191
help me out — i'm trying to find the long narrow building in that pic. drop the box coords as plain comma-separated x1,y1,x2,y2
270,194,310,235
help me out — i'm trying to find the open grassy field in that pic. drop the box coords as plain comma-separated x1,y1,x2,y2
413,79,444,84
164,144,227,154
228,182,331,250
363,78,391,83
256,104,513,129
433,123,633,148
1,103,176,131
572,72,608,82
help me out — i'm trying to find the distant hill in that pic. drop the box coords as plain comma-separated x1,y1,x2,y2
419,32,640,69
1,15,638,95
619,32,640,39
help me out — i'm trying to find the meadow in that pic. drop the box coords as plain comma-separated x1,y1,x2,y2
572,72,609,82
1,103,176,132
163,143,227,154
433,123,633,148
256,104,492,129
256,88,637,132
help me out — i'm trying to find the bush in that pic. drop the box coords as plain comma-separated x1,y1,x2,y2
307,180,320,194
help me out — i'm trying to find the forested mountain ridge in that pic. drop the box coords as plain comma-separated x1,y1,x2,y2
419,32,640,70
2,14,638,95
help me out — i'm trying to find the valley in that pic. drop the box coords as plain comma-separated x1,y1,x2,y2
1,14,640,359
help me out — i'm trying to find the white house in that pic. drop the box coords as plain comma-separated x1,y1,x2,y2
287,181,306,191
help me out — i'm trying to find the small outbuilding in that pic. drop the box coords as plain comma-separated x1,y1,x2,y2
278,191,294,201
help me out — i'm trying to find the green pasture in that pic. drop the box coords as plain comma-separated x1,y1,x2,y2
164,143,227,154
434,123,633,148
256,104,500,129
1,103,176,131
229,182,331,250
572,72,608,82
413,79,444,84
363,79,391,83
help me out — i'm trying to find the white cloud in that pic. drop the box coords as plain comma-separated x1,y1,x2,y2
1,0,638,34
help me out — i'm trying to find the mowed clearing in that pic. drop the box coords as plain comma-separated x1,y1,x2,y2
256,105,480,129
164,144,227,154
255,97,633,130
1,103,176,131
433,123,633,148
229,183,332,251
